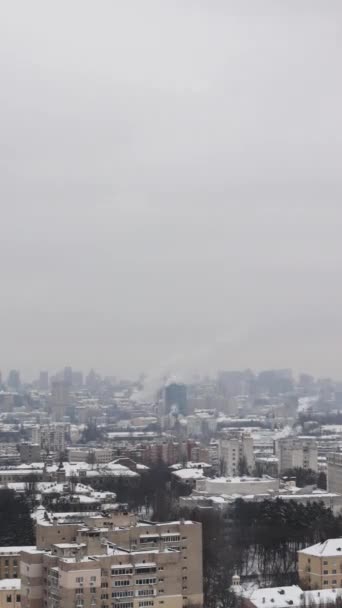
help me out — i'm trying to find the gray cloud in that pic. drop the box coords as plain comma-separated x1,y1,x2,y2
1,1,342,380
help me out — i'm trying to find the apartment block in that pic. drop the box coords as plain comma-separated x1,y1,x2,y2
219,432,254,476
298,539,342,589
327,453,342,493
0,580,21,608
0,547,35,580
21,510,203,608
278,437,318,473
31,425,66,456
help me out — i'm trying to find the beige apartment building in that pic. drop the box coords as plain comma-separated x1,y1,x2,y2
0,547,35,580
298,539,342,589
21,510,203,608
0,579,21,608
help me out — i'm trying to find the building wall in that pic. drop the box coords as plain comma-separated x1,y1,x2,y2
196,477,279,496
0,552,22,579
0,584,21,608
219,434,254,476
298,552,342,589
279,438,318,473
22,519,203,608
328,453,342,493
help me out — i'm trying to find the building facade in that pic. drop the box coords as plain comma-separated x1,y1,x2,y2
327,453,342,493
219,433,254,476
21,511,203,608
298,539,342,589
278,438,318,473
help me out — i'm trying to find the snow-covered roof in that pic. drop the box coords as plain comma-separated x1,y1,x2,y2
171,468,205,480
245,586,302,608
0,546,36,554
0,579,21,591
299,539,342,557
245,586,342,608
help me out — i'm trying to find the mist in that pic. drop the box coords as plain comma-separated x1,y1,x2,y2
1,1,342,380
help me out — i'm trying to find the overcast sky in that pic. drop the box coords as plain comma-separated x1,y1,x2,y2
1,1,342,381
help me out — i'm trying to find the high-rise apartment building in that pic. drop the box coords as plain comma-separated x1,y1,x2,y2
278,437,318,473
327,453,342,493
20,510,203,608
32,424,66,456
51,381,70,422
219,432,254,476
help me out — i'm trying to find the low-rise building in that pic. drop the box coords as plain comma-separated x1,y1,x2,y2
195,475,279,496
298,539,342,589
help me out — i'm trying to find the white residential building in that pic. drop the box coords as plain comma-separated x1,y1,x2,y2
278,437,318,473
219,432,254,476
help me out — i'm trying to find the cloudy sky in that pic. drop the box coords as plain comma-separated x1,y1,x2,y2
1,1,342,381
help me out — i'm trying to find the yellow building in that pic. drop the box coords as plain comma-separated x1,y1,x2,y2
298,539,342,589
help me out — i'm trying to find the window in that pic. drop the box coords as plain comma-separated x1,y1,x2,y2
76,577,84,583
323,561,328,566
75,589,84,594
324,581,329,586
90,576,97,582
139,602,154,607
333,580,337,585
113,580,131,587
136,579,157,586
138,590,154,597
6,596,12,603
161,535,180,542
323,570,329,575
111,568,133,576
112,591,134,599
16,596,20,603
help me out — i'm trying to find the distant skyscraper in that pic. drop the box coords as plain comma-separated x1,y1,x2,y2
72,371,83,389
7,369,21,391
86,369,100,391
39,371,49,391
51,380,70,422
63,366,73,386
164,383,187,415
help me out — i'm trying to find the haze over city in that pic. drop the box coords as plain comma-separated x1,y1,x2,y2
1,1,342,378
